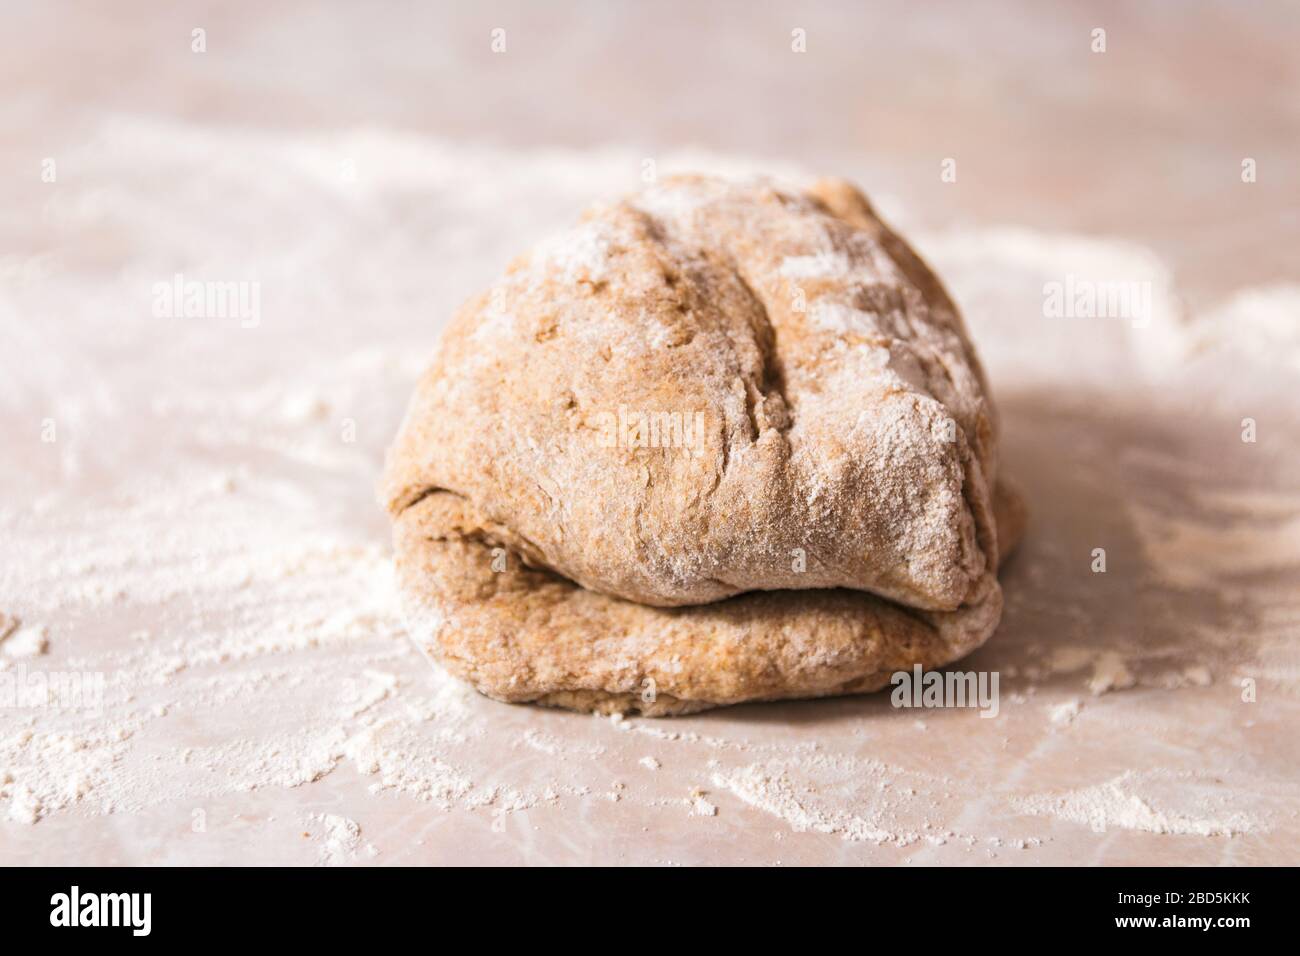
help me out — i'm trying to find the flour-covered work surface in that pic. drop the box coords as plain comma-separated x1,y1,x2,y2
1,2,1297,865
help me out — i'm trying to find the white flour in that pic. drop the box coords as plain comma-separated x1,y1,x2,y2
1015,772,1258,837
711,765,901,844
304,812,377,867
0,622,47,659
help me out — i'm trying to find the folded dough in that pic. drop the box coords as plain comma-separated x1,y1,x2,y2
382,176,1025,715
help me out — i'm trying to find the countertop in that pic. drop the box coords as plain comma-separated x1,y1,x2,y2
1,0,1297,865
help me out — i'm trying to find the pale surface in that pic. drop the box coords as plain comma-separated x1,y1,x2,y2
1,1,1297,865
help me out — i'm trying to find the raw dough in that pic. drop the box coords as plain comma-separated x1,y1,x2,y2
382,176,1025,715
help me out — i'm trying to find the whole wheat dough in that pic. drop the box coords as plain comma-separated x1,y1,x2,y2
382,175,1025,715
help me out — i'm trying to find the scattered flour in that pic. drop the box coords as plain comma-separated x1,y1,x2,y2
688,788,717,817
1015,773,1258,837
1048,698,1082,726
8,784,41,825
1,623,47,659
711,764,904,845
1088,652,1136,696
304,812,378,866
